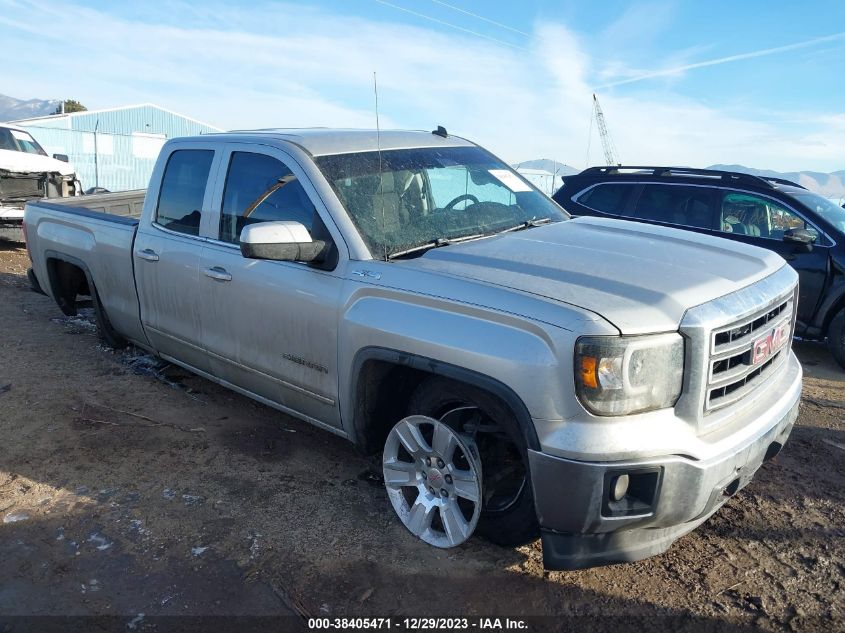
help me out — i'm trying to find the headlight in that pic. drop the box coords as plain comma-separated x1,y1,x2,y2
575,333,684,416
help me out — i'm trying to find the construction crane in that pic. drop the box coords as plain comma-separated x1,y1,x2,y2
592,93,619,166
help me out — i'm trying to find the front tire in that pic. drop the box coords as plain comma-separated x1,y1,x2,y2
827,309,845,369
405,377,539,547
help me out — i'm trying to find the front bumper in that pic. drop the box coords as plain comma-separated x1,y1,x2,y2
0,207,25,221
528,352,801,570
0,206,24,242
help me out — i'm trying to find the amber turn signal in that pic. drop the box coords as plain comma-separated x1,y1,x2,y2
579,356,598,389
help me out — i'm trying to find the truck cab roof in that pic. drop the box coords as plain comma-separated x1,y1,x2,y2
189,128,475,156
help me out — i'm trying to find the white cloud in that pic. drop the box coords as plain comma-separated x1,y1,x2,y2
1,0,842,172
597,31,845,89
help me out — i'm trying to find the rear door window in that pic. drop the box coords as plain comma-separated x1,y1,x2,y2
633,184,716,229
155,150,214,236
575,183,632,215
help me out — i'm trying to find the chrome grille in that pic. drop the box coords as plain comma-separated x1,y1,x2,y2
676,266,798,431
705,295,793,411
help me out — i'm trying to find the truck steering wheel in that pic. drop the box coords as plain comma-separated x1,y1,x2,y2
444,193,480,211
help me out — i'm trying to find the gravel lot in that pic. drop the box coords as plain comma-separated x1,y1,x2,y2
0,241,842,631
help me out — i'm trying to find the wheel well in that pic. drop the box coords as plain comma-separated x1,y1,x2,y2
46,258,90,317
822,295,845,335
351,352,539,456
353,360,428,455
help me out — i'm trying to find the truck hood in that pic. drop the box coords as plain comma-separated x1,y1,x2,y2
0,149,76,176
407,217,786,334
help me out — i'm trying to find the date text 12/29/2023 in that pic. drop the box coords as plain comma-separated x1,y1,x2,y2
308,617,529,630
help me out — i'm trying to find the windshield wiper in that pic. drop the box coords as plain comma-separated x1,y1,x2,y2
387,233,484,260
386,219,551,259
496,217,552,235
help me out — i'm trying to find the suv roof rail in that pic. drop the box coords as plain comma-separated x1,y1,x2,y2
576,165,803,190
761,176,806,189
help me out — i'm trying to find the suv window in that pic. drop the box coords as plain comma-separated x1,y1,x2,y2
219,152,316,244
155,150,214,236
719,192,819,242
790,190,845,234
633,184,715,228
575,183,631,215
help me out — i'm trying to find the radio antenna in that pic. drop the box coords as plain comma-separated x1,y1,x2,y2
374,71,388,261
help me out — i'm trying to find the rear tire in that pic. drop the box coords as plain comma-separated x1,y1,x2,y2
406,377,539,546
827,309,845,370
91,284,127,349
27,268,46,295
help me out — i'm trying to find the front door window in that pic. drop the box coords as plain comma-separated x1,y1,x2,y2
219,151,316,244
719,192,818,242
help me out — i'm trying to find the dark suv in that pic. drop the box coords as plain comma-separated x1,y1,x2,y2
553,166,845,367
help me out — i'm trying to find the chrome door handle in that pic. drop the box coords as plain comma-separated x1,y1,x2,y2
136,248,159,262
203,266,232,282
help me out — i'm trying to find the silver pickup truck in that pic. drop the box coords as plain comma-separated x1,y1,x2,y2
24,128,801,570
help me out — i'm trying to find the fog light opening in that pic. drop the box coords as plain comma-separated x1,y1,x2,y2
764,441,783,462
723,478,740,497
601,467,661,518
610,474,629,502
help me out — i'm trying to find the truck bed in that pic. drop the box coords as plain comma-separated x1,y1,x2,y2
35,189,146,222
3,190,145,242
24,190,149,346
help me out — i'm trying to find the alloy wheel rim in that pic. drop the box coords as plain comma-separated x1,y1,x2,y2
383,415,482,548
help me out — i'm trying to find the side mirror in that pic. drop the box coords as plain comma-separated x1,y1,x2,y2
239,221,326,262
783,228,815,252
53,153,69,162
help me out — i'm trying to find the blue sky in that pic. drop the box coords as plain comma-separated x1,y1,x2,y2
2,0,844,171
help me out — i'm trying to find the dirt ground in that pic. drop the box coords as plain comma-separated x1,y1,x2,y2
0,241,842,632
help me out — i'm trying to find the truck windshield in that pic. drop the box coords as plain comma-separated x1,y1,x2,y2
316,146,567,259
790,191,845,234
0,127,48,156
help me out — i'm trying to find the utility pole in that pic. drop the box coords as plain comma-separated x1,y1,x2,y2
94,119,99,188
592,93,619,166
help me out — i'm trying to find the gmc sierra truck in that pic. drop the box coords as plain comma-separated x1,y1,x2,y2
24,128,801,570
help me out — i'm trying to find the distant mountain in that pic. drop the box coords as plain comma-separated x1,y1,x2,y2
513,159,579,176
707,164,845,199
0,94,60,122
518,159,845,200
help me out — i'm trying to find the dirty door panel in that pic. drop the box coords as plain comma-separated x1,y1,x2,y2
134,148,215,371
198,146,343,426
